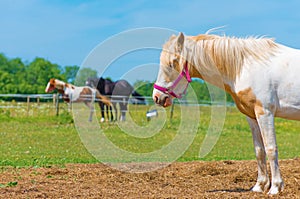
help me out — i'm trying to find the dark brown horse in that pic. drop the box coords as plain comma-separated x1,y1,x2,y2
86,77,145,121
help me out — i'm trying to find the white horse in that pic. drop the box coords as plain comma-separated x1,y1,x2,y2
45,78,112,122
152,32,300,194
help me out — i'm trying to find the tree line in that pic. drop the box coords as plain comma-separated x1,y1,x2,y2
0,53,79,94
0,53,233,103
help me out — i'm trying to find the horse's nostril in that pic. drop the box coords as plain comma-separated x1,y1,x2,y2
155,96,159,103
162,96,168,104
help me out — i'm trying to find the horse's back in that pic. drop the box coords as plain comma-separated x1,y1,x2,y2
113,80,133,96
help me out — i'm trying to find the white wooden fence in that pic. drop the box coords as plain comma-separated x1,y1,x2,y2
0,93,233,117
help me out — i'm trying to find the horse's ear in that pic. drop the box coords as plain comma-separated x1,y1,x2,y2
50,78,56,84
176,32,185,52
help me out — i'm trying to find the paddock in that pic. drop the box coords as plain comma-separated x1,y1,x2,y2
0,159,299,198
0,99,299,198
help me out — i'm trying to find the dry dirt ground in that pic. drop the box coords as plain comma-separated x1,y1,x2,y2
0,159,299,199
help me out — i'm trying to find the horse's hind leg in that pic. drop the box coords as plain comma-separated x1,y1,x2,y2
107,105,114,121
119,99,128,121
85,101,94,122
247,117,270,192
105,104,111,122
120,104,127,121
255,110,284,194
99,102,105,122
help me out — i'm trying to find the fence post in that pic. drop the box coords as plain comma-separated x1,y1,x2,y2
27,96,30,116
55,94,59,116
37,96,40,107
53,94,56,106
68,94,72,112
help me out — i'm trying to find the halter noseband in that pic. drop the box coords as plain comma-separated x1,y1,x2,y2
154,61,192,99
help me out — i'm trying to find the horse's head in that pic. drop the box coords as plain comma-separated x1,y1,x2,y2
153,32,191,107
45,78,66,93
85,77,97,88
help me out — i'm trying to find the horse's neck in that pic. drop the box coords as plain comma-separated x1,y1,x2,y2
189,62,231,89
106,80,114,87
185,36,279,89
105,81,115,94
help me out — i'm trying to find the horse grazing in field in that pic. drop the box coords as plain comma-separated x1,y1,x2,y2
45,78,112,122
153,32,300,194
86,77,145,121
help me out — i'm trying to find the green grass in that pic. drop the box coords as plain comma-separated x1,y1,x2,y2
0,103,299,167
0,110,96,167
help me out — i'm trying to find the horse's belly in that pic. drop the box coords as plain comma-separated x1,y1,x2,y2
275,106,300,120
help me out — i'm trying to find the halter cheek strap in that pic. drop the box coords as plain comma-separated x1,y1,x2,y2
154,61,192,98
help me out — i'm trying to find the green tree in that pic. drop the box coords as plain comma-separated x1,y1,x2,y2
0,55,27,94
133,80,154,97
26,57,64,93
63,65,79,84
9,58,27,93
74,67,97,86
0,53,9,71
189,80,233,104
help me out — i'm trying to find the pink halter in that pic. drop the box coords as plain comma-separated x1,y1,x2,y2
154,61,192,98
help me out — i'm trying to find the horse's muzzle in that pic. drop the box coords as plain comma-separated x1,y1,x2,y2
153,93,172,107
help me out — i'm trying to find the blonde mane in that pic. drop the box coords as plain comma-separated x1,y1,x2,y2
165,34,280,81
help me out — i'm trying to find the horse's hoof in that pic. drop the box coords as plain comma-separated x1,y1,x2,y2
120,116,126,121
268,188,279,195
251,180,270,193
100,118,105,123
267,182,284,195
251,185,263,193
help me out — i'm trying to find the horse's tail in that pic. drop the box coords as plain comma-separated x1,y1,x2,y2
131,91,146,104
95,90,112,106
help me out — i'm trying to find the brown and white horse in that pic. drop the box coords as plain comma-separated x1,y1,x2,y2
45,78,112,122
153,32,300,194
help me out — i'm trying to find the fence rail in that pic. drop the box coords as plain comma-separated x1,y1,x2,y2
0,94,54,99
0,93,234,117
0,93,234,105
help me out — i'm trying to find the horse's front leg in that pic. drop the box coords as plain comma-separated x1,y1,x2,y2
246,117,270,192
255,110,284,194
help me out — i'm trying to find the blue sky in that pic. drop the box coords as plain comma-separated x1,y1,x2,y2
1,0,300,82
